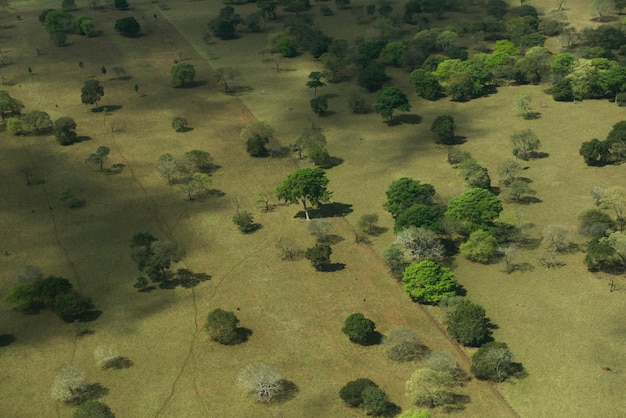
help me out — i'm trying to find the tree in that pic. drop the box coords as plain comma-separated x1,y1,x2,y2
114,0,129,9
44,11,72,34
237,363,284,402
51,365,88,403
0,91,24,120
21,111,52,134
62,0,77,11
182,150,213,173
358,213,379,235
246,135,269,157
445,188,503,231
579,209,615,237
446,299,491,346
384,327,429,362
241,121,273,157
592,0,613,21
502,179,536,203
601,186,626,230
606,231,626,269
170,62,195,87
542,224,572,252
373,86,411,122
306,71,326,97
258,0,277,19
516,95,535,119
114,16,141,36
471,341,518,382
384,178,435,219
215,67,241,94
393,204,443,233
144,240,186,281
347,88,371,113
357,62,389,92
157,153,178,185
585,236,622,272
180,172,212,200
59,188,82,208
53,117,77,145
459,230,498,263
511,129,541,160
430,115,455,144
74,401,115,418
309,147,330,166
402,260,459,304
305,243,332,271
409,69,442,101
340,378,379,407
405,366,456,409
310,96,328,116
383,41,407,67
205,308,242,344
459,159,491,190
81,79,104,110
233,211,255,233
294,129,326,159
94,346,123,370
55,291,93,321
172,117,188,132
498,159,522,185
7,117,22,135
361,386,391,417
395,227,444,262
342,313,377,345
86,146,110,171
276,168,331,220
111,66,126,79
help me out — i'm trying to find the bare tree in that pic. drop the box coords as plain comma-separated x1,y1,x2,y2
358,213,379,235
51,365,88,403
308,219,332,242
395,227,444,262
94,346,122,369
590,186,605,207
215,67,241,94
237,363,285,402
384,327,429,362
157,153,178,185
255,190,273,212
501,245,520,274
498,159,522,186
542,225,572,252
276,238,303,260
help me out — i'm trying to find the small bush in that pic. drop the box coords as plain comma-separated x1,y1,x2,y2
94,346,122,370
232,211,256,233
54,292,93,322
74,401,115,418
246,135,269,157
305,243,332,271
309,147,330,166
339,378,379,407
172,117,188,132
342,313,376,345
205,308,242,345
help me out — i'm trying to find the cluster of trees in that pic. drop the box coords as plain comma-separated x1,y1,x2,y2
129,232,186,285
156,149,214,200
339,378,395,417
241,121,274,157
580,120,626,166
39,8,98,45
6,266,93,322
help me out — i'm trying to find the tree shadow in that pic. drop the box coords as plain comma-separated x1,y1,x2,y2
324,262,346,272
92,105,123,113
0,334,16,347
72,135,92,144
104,164,126,175
317,156,344,169
197,189,225,200
108,356,134,369
76,309,102,323
308,202,354,218
531,151,549,159
273,379,299,403
381,402,402,417
367,225,388,236
442,393,471,412
81,383,109,402
318,93,340,100
522,111,541,120
448,135,467,145
176,80,208,88
236,327,253,343
387,114,422,126
318,234,344,245
159,269,211,289
365,330,383,345
508,262,534,273
518,196,542,205
176,127,194,133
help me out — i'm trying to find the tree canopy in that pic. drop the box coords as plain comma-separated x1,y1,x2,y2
384,178,436,219
373,86,411,121
114,16,141,37
446,299,491,347
170,63,196,87
401,260,459,304
445,188,503,231
276,168,331,220
81,79,104,110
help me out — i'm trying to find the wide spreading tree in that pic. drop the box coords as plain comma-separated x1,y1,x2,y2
401,260,459,304
276,168,332,220
373,86,411,122
445,188,503,231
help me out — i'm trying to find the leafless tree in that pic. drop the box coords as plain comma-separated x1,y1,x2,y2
542,225,572,252
94,346,122,369
237,363,285,402
51,365,88,403
395,227,444,262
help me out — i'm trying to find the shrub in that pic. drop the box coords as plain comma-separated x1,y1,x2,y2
309,147,330,166
246,135,269,157
74,401,115,418
54,292,93,322
347,88,371,113
172,117,188,132
232,211,255,233
446,299,490,347
310,96,328,116
384,327,429,362
383,244,409,280
584,237,622,273
305,243,332,271
430,115,455,144
342,313,376,345
579,209,615,237
402,260,459,304
114,16,140,37
361,386,391,416
339,378,379,407
459,230,498,263
205,309,242,345
471,341,518,382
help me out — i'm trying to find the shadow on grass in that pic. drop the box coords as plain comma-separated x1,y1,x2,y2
296,202,353,219
0,334,16,347
273,379,299,403
176,127,194,133
81,383,109,402
318,234,344,245
518,196,542,205
104,164,126,175
318,93,340,100
236,327,253,343
91,105,122,113
442,393,471,413
507,262,534,273
108,356,134,369
522,111,541,120
196,189,225,200
317,156,344,169
159,269,212,289
77,309,102,323
387,114,422,126
324,262,346,272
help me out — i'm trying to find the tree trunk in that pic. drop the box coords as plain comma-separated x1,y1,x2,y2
302,199,310,220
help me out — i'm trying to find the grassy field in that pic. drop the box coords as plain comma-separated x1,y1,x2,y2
0,0,625,417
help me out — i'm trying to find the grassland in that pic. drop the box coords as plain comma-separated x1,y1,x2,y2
0,0,625,417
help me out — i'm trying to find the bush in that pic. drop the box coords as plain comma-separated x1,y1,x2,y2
114,16,140,37
54,292,92,322
246,135,269,157
402,260,459,304
309,146,330,166
361,386,391,416
383,244,409,280
347,88,371,113
232,211,255,233
305,243,332,271
459,230,498,263
446,299,491,347
339,378,379,407
342,313,376,345
430,115,455,144
74,401,115,418
585,237,622,273
310,96,328,116
384,327,429,362
171,117,188,132
205,308,242,344
579,209,615,237
471,341,518,382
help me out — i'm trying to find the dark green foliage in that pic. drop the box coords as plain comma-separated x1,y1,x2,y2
5,283,41,312
246,135,269,157
402,260,459,304
81,79,104,109
53,117,77,145
460,160,491,190
394,204,444,233
39,9,55,24
34,276,73,307
169,62,196,87
44,11,72,34
211,20,236,40
485,0,508,19
430,115,455,144
361,386,391,416
310,96,328,116
305,243,332,271
339,378,379,407
114,0,129,9
342,313,376,345
205,309,242,344
54,292,93,322
276,37,299,57
471,341,519,382
114,16,140,37
74,401,115,418
373,86,411,121
579,209,615,237
309,147,330,166
129,233,185,282
409,69,442,100
384,178,436,219
585,237,622,273
347,89,371,113
580,121,626,166
357,62,389,92
459,230,498,263
446,299,491,347
445,188,502,231
357,41,387,63
383,245,409,280
232,211,255,233
276,167,332,220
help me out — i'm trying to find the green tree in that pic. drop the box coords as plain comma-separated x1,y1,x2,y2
21,111,52,134
446,299,491,347
74,401,115,418
205,308,243,344
342,313,377,345
305,243,332,271
430,115,455,144
182,150,213,173
459,230,498,263
86,146,110,171
357,62,389,92
459,159,491,190
309,146,330,166
502,179,537,203
497,159,522,185
258,0,277,19
384,177,435,219
276,168,331,220
170,62,196,87
114,0,129,9
0,91,24,120
246,135,269,157
144,240,186,281
53,117,77,145
383,41,407,67
347,88,371,113
81,79,104,110
310,96,328,116
405,366,456,408
445,188,503,231
114,16,141,36
339,378,379,407
585,236,622,272
294,129,326,159
306,71,326,97
579,209,615,237
44,11,72,34
172,116,188,132
409,69,442,100
62,0,77,11
275,37,299,57
601,186,626,230
471,341,518,382
402,260,459,304
373,86,411,122
6,117,22,135
180,172,212,200
54,291,93,322
361,386,391,417
394,205,444,233
232,211,256,233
